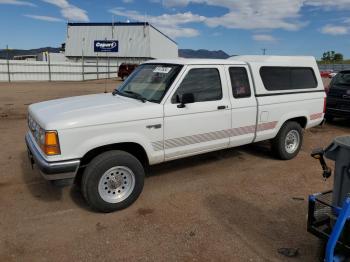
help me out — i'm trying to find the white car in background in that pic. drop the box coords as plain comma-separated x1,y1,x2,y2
329,72,338,78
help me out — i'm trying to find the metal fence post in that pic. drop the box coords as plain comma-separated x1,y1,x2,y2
96,54,99,80
6,58,10,83
48,52,51,82
82,55,85,81
6,45,10,82
108,56,110,79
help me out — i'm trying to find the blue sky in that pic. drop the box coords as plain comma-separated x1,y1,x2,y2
1,0,350,59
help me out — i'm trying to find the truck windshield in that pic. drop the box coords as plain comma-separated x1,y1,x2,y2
114,64,183,103
331,71,350,88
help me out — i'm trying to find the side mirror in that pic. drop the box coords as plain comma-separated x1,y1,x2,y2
177,93,195,108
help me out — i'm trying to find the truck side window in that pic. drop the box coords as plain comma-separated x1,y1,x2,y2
229,67,251,98
172,68,222,103
260,67,317,91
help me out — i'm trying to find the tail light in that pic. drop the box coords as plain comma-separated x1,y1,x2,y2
323,97,327,114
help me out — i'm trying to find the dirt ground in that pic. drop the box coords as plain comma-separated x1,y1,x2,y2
0,79,347,262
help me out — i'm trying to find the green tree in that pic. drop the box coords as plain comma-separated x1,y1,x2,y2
321,51,344,62
334,53,344,61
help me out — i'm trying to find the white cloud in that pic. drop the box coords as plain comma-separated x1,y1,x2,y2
24,14,64,22
305,0,350,9
252,34,277,42
122,0,133,3
0,0,35,6
321,24,348,35
156,0,350,31
42,0,89,22
156,0,307,31
110,8,205,38
116,0,350,39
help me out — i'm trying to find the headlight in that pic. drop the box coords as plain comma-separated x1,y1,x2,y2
28,114,61,155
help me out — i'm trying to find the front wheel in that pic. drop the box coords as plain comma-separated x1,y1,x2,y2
271,121,303,160
81,150,145,212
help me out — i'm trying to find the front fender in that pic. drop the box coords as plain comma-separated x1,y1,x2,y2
55,119,164,165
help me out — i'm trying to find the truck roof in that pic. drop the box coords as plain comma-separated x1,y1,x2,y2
145,55,317,66
144,58,247,65
230,55,317,64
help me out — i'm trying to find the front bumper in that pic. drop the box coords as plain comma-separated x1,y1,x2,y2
25,133,80,180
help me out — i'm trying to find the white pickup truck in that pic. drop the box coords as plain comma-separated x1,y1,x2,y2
26,56,325,212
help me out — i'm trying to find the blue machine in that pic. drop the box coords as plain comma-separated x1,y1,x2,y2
308,193,350,262
308,138,350,262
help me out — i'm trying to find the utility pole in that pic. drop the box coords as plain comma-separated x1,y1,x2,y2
262,48,267,55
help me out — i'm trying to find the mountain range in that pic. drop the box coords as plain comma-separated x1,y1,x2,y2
0,47,230,60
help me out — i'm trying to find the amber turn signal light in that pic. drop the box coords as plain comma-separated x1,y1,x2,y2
42,131,61,155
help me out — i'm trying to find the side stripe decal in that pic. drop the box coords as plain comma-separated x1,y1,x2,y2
310,112,323,120
151,121,278,151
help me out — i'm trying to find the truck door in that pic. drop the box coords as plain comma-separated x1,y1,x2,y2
224,65,257,146
163,65,231,160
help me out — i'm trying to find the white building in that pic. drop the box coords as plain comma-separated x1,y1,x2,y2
64,22,178,63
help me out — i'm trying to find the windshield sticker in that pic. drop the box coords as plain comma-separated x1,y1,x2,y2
153,67,172,74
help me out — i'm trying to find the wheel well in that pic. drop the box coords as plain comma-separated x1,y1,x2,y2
80,143,149,168
75,142,149,185
287,116,307,128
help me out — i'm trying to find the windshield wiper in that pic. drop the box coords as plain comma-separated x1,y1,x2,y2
123,90,147,103
112,89,146,102
112,89,121,96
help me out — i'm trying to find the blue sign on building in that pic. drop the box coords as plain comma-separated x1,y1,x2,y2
94,40,119,52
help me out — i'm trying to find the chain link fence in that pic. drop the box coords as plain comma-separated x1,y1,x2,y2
318,63,350,72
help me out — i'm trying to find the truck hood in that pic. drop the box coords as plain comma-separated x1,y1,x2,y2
28,93,163,130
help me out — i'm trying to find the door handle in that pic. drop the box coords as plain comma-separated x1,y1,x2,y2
217,105,227,110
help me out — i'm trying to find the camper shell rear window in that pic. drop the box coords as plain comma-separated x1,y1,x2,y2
260,67,317,91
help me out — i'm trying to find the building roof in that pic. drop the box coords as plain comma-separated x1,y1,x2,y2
67,22,177,44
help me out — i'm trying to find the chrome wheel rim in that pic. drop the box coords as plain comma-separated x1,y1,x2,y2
285,130,300,154
98,166,135,203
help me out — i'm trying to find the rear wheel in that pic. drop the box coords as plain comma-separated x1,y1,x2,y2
81,150,144,212
271,121,303,160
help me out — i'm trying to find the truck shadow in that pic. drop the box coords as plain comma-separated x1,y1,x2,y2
20,151,64,202
149,141,273,177
69,184,92,212
19,140,273,209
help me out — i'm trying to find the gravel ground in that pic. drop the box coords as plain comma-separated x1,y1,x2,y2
0,78,347,262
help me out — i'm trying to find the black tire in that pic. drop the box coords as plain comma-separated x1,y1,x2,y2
81,150,144,213
271,121,303,160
